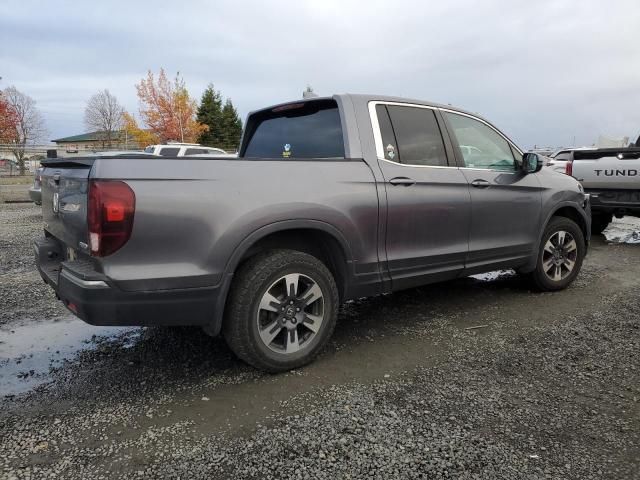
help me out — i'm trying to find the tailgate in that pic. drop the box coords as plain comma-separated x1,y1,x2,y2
41,158,94,250
572,149,640,190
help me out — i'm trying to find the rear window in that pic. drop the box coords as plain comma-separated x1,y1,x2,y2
159,147,180,157
554,152,572,162
184,148,207,155
242,99,344,159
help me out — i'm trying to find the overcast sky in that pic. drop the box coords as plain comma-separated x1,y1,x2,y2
2,0,639,148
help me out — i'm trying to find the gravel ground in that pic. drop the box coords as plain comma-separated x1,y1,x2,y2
0,204,66,325
1,203,639,479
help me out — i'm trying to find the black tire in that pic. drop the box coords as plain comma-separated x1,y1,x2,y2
531,217,586,291
223,249,339,372
591,213,612,235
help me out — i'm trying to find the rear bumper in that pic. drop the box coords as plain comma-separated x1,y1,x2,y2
34,236,224,328
587,189,640,216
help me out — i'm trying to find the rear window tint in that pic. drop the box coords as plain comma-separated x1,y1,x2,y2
554,152,572,161
184,148,207,155
242,99,344,159
159,147,180,157
386,106,447,167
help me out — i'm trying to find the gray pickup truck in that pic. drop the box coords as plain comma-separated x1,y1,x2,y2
567,147,640,233
35,94,591,371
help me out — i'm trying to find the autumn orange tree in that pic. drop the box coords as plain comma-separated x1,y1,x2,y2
0,93,18,143
134,69,207,143
122,111,158,146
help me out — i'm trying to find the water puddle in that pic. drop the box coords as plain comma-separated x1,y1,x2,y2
0,317,140,397
604,217,640,244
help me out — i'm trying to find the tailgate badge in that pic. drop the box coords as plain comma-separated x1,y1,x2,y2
52,192,60,214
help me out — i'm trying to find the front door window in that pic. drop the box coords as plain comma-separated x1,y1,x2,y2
444,112,517,171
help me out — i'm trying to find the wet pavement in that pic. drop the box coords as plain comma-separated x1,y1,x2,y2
0,318,139,396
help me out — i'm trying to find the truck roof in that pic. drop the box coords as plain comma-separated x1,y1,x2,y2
241,93,521,159
249,93,485,122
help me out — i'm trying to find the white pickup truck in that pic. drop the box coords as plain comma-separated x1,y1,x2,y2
568,147,640,233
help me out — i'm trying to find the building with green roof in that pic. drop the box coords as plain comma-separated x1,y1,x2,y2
52,130,141,153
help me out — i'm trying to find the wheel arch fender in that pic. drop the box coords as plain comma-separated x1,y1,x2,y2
206,220,355,337
520,201,590,273
224,219,355,278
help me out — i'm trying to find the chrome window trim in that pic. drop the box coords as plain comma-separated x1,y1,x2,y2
368,101,458,170
459,166,519,174
379,157,457,169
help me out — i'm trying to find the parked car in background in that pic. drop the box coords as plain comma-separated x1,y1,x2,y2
546,147,596,173
568,147,640,233
35,94,591,372
143,143,232,157
28,167,43,205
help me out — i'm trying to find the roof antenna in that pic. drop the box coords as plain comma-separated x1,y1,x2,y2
302,85,318,99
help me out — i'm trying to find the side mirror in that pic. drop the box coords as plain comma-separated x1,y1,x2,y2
522,152,543,173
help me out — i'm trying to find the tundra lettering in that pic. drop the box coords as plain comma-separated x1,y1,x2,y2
593,169,638,177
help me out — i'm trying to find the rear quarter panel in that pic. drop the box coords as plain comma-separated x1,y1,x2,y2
90,158,380,292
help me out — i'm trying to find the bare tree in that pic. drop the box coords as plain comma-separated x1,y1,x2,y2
2,86,48,175
84,89,124,148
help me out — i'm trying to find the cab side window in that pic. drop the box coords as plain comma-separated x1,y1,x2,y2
378,105,448,167
376,105,398,162
159,147,180,157
444,112,516,171
184,148,207,155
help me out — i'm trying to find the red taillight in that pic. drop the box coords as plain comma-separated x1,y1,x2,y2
565,159,573,176
87,180,135,256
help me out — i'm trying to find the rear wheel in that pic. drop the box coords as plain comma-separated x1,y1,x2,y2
591,213,612,235
531,217,585,291
223,249,339,372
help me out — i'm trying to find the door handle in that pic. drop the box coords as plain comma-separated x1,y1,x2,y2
471,179,490,188
389,177,416,186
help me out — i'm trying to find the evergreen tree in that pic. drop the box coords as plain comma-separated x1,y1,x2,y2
196,84,223,146
220,99,243,151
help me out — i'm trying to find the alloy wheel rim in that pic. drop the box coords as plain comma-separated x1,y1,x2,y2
256,273,324,354
542,230,578,282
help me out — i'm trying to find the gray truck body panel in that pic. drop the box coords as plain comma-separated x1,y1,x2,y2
36,94,590,332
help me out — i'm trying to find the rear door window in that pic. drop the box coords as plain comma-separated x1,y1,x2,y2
159,147,180,157
376,105,398,162
383,105,448,167
242,99,344,159
184,148,207,155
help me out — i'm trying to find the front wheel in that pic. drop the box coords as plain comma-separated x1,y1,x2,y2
223,249,339,372
530,217,586,291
